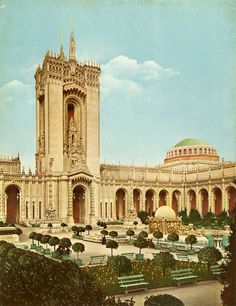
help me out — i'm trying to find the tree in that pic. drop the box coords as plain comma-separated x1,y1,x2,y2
126,229,135,241
109,230,118,240
153,230,163,244
189,209,201,225
138,210,148,224
29,231,36,244
144,294,184,306
47,223,53,233
220,207,236,306
167,232,179,247
139,231,148,239
72,242,85,259
48,236,60,252
133,221,138,229
61,223,68,232
154,252,176,277
198,246,222,272
108,255,132,277
178,208,189,225
71,225,78,236
134,237,148,254
106,240,118,256
58,238,71,255
41,234,51,249
101,229,108,238
77,226,85,236
0,241,105,306
34,232,43,247
185,234,197,250
85,224,92,235
202,211,215,227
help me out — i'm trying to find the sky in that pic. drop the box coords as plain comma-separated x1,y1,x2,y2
0,0,235,170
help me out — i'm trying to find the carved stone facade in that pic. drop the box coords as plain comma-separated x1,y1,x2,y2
0,32,235,225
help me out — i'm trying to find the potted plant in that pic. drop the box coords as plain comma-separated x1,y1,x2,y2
133,221,138,229
34,233,43,251
47,223,53,233
29,232,37,249
48,236,60,258
40,234,51,254
134,236,148,260
101,229,108,244
72,242,85,266
139,231,148,239
77,226,85,239
153,230,163,249
185,234,197,254
85,224,92,235
109,230,118,240
59,237,72,260
106,240,118,258
61,223,68,232
126,228,135,245
71,225,78,238
167,232,179,252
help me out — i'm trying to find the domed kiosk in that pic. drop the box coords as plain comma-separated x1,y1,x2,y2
164,138,219,165
154,206,176,219
149,206,193,235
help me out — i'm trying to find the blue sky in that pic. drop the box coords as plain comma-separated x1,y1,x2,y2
0,0,235,169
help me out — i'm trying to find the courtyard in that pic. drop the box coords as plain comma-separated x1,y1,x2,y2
12,223,224,306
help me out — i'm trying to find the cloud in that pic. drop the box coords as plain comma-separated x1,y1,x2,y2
101,55,178,98
0,4,6,9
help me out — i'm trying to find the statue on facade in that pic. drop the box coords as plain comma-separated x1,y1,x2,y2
45,204,56,220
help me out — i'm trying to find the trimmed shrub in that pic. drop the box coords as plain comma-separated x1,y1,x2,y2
144,294,184,306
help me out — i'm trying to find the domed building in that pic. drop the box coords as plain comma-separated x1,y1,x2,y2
164,138,219,167
0,31,235,227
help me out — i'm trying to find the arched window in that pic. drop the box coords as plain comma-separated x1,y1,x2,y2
67,103,74,125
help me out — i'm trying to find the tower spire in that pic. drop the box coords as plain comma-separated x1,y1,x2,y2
60,28,64,55
69,17,76,61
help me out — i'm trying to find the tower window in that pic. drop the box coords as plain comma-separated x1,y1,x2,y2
67,103,74,124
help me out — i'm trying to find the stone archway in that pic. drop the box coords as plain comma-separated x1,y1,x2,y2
116,189,126,220
159,190,168,207
227,186,236,213
200,189,209,216
213,187,222,215
172,190,181,215
73,186,86,224
145,189,155,216
5,185,20,224
187,190,196,211
133,189,141,213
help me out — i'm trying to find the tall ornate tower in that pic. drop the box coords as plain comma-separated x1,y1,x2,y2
35,30,100,177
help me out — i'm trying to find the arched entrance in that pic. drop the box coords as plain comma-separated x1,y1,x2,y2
133,189,141,213
116,189,126,220
5,185,20,224
200,189,209,216
145,189,155,216
172,190,181,215
187,190,196,211
73,186,86,224
159,190,168,207
227,186,236,213
212,188,222,215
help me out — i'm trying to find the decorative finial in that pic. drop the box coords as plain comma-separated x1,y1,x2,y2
69,17,76,61
60,28,64,54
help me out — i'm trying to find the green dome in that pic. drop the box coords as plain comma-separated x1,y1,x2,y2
174,138,209,147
